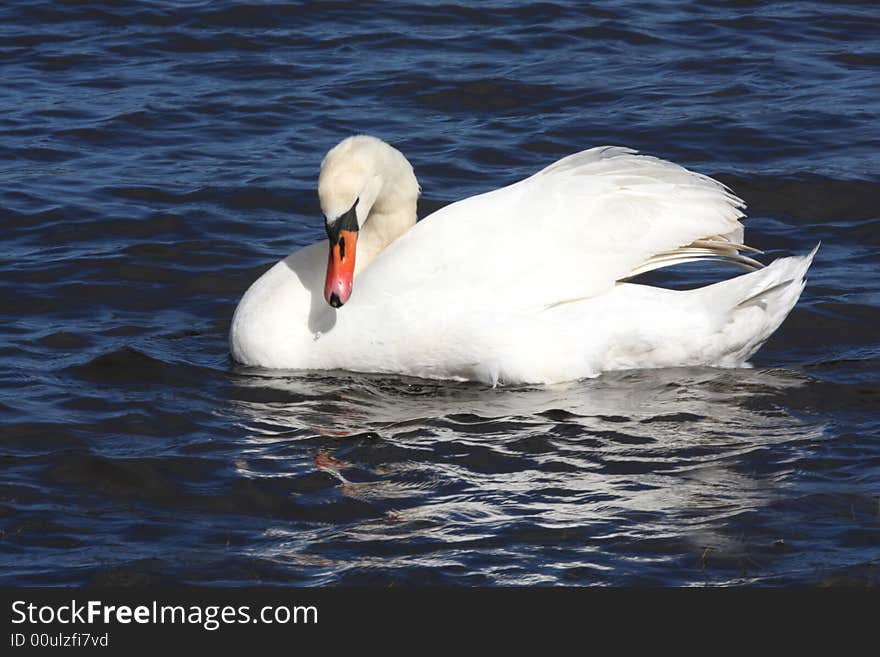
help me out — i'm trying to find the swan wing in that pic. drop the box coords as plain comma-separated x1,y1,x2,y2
354,146,748,311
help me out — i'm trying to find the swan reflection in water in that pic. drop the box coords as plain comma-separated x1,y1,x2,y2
225,366,824,583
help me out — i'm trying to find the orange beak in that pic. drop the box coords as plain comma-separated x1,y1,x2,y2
324,229,358,308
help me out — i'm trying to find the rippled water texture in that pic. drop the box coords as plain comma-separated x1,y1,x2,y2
2,1,879,586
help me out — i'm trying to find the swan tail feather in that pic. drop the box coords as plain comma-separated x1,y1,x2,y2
698,243,819,364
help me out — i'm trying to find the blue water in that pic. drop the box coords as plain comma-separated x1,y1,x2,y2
1,1,879,586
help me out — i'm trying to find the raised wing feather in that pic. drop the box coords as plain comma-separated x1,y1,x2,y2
355,146,750,311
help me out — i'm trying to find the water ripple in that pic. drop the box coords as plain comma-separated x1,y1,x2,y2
0,0,878,586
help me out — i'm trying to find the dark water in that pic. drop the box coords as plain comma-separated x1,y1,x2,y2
2,1,879,586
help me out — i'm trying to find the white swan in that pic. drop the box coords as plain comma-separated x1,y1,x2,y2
230,135,816,385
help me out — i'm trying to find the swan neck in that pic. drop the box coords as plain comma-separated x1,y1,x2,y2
355,202,416,274
354,146,419,273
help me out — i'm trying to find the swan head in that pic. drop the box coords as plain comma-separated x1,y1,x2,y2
317,135,417,307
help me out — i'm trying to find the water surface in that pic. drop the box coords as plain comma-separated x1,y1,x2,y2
1,0,879,586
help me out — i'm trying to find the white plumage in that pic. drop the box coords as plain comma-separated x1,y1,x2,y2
230,136,816,385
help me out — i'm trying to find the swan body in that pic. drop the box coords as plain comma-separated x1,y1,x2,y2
230,136,816,385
